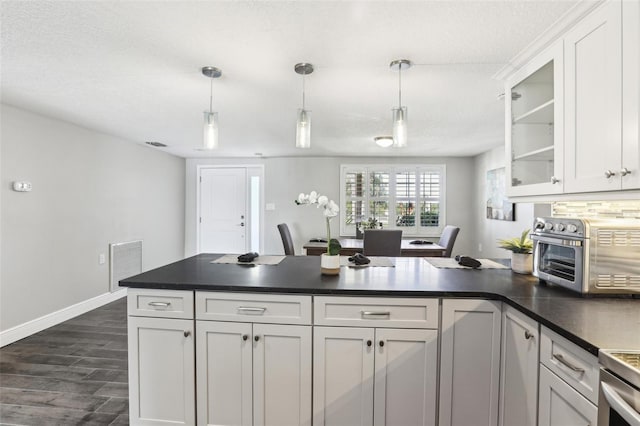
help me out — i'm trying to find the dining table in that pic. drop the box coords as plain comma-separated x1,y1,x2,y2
303,238,445,257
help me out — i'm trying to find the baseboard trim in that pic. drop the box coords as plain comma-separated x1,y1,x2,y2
0,289,127,347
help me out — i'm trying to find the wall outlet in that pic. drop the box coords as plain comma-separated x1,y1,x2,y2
266,203,275,211
478,243,482,252
99,253,106,265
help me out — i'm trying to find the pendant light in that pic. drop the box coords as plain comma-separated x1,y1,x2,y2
295,63,314,149
390,59,412,148
202,66,222,150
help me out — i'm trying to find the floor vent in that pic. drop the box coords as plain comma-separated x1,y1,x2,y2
109,240,142,292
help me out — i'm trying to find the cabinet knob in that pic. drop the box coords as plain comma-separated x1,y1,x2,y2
620,167,631,176
524,330,533,340
366,340,372,347
254,335,260,342
379,340,385,347
550,176,560,184
242,334,248,341
605,170,616,179
184,331,191,337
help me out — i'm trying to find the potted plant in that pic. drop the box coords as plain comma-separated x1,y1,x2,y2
296,191,342,275
498,229,534,274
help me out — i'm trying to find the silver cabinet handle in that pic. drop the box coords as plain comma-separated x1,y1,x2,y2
552,353,585,373
148,301,171,308
601,382,640,426
621,167,632,177
237,306,266,314
184,331,191,337
550,176,560,184
361,311,391,318
524,330,533,340
605,170,616,179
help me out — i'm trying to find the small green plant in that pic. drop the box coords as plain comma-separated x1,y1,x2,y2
498,229,533,254
328,238,342,256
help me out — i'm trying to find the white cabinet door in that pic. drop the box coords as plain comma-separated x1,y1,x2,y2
313,326,375,426
498,306,539,426
564,0,623,193
439,299,502,426
128,316,195,426
622,0,640,189
538,365,597,426
253,323,312,426
373,328,438,426
196,321,253,426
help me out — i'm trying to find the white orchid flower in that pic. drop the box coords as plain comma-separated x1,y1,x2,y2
308,191,318,204
317,195,328,207
324,200,339,217
297,193,308,204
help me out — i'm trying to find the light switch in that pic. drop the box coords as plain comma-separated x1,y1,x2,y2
99,254,106,265
12,181,32,192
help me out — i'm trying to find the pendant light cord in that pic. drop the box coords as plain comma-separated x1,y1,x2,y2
209,77,213,113
398,65,402,107
302,73,306,110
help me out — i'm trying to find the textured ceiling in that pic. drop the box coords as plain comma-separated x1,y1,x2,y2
1,1,579,158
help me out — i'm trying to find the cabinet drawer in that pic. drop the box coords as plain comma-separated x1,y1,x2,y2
127,289,194,319
314,296,439,329
540,326,599,404
196,292,312,325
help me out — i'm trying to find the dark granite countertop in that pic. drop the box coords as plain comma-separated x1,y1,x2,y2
121,254,640,356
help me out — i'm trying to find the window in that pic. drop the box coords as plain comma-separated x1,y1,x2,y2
340,164,446,237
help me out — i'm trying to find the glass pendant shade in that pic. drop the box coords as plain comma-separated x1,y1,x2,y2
203,111,219,150
392,106,407,148
296,109,311,149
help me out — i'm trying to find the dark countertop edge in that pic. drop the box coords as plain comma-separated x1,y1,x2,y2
120,281,625,356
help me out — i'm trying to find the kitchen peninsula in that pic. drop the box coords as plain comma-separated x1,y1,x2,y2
121,254,640,426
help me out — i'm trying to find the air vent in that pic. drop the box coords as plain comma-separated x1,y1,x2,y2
145,141,167,147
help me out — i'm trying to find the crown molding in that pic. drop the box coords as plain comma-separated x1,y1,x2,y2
493,0,605,81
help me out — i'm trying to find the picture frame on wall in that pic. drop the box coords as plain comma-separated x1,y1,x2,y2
486,167,515,221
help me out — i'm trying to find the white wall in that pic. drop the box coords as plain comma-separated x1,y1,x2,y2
1,105,185,332
471,146,549,258
185,156,475,257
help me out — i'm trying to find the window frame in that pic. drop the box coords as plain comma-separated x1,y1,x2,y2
339,164,447,237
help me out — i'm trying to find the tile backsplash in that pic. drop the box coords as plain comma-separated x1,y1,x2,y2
552,201,640,219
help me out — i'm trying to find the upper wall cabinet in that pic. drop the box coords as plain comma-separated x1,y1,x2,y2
622,0,640,190
505,41,564,197
564,0,626,193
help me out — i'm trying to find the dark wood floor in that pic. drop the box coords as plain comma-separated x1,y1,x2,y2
0,298,129,425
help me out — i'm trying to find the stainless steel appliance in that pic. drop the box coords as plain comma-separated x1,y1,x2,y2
599,350,640,426
532,217,640,295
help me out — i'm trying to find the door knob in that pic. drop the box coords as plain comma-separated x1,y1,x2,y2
238,222,245,227
254,335,260,342
550,176,560,184
605,170,616,179
379,340,385,347
524,330,533,340
620,168,631,176
242,334,248,341
366,340,372,347
184,331,191,337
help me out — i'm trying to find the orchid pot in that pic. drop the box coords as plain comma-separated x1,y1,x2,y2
497,229,534,275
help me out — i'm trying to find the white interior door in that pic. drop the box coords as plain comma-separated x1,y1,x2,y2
200,167,247,254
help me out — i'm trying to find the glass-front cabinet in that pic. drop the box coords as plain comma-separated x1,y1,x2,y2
505,41,564,197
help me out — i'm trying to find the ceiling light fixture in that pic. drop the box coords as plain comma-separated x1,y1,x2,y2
295,63,314,149
390,59,412,148
202,66,222,150
374,136,394,148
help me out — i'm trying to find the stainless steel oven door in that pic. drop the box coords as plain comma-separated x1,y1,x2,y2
532,234,584,293
599,369,640,426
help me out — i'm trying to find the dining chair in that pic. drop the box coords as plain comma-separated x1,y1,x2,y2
363,230,402,257
277,223,295,255
438,225,460,257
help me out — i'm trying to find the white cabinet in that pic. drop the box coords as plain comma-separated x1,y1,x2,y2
439,299,502,426
564,0,627,193
128,311,195,425
538,365,597,426
195,292,313,426
196,320,311,426
506,41,564,196
537,326,599,426
622,0,640,189
498,305,539,426
312,296,439,426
